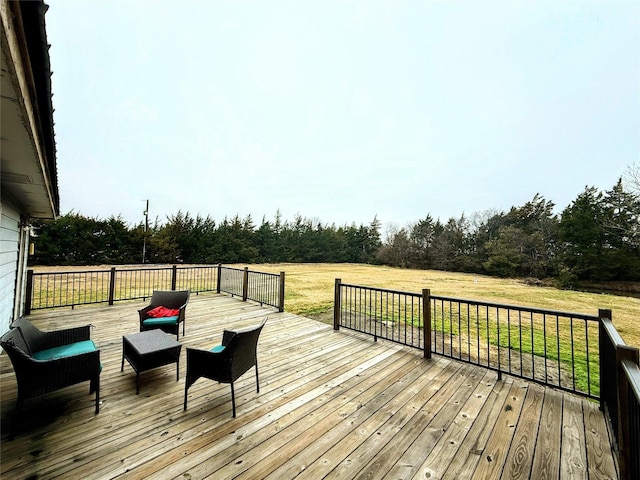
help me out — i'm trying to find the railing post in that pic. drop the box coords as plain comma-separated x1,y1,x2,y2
242,267,249,302
278,271,285,312
333,278,341,331
496,310,502,381
617,346,639,480
171,265,177,290
422,288,432,359
108,267,116,305
216,264,222,293
24,269,34,315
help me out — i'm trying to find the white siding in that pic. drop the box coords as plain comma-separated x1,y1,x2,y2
0,199,20,334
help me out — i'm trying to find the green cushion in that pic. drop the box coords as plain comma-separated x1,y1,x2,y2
33,340,97,361
211,345,225,353
142,316,179,326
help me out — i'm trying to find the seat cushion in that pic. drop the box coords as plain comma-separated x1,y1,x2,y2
211,345,225,353
142,316,179,326
32,340,97,361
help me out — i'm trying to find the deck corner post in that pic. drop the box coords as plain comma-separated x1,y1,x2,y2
422,288,432,359
333,278,342,331
599,308,612,322
216,264,222,293
108,267,116,305
278,271,285,312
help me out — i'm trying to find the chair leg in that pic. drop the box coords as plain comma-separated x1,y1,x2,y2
9,398,24,440
230,381,236,418
184,384,189,410
255,363,260,393
94,375,100,414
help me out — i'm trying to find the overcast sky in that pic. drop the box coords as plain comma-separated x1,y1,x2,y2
45,0,639,230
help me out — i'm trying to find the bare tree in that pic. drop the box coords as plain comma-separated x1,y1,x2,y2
623,162,640,197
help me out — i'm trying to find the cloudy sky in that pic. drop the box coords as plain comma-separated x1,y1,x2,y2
45,0,639,230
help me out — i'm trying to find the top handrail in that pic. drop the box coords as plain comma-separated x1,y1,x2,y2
601,316,627,346
339,282,422,298
622,359,640,402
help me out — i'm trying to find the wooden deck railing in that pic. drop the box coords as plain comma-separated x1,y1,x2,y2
334,280,601,397
334,279,640,480
600,317,640,480
25,264,285,313
332,280,431,358
217,266,285,311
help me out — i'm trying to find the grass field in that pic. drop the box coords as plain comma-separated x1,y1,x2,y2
33,263,640,348
234,263,640,349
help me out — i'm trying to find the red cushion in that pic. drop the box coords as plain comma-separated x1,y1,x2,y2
147,306,180,318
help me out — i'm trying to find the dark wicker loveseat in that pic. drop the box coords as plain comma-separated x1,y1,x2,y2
139,290,190,340
0,318,101,438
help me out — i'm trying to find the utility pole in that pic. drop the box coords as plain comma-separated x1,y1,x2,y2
142,199,149,264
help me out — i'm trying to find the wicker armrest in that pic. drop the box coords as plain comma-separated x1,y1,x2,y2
221,330,237,346
186,347,225,362
138,305,154,321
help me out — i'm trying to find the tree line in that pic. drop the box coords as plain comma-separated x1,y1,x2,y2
31,178,640,285
31,211,382,267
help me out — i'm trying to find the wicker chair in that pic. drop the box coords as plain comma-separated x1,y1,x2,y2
0,318,101,438
184,318,267,417
139,290,190,340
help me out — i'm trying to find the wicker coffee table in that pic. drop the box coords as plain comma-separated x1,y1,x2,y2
121,329,182,394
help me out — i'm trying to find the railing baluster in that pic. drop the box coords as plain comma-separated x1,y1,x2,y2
518,310,523,376
556,314,561,389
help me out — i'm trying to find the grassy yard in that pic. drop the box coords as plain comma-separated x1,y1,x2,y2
236,263,640,349
33,263,640,348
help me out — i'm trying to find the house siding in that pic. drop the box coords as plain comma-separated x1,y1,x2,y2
0,199,20,334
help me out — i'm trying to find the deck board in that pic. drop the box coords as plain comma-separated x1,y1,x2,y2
530,388,563,480
0,293,618,479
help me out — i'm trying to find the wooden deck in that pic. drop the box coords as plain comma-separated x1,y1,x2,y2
1,293,618,479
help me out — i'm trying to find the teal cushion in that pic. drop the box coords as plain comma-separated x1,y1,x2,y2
33,340,97,361
142,316,179,326
211,345,225,353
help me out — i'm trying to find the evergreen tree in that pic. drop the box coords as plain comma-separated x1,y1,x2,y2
557,186,608,281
